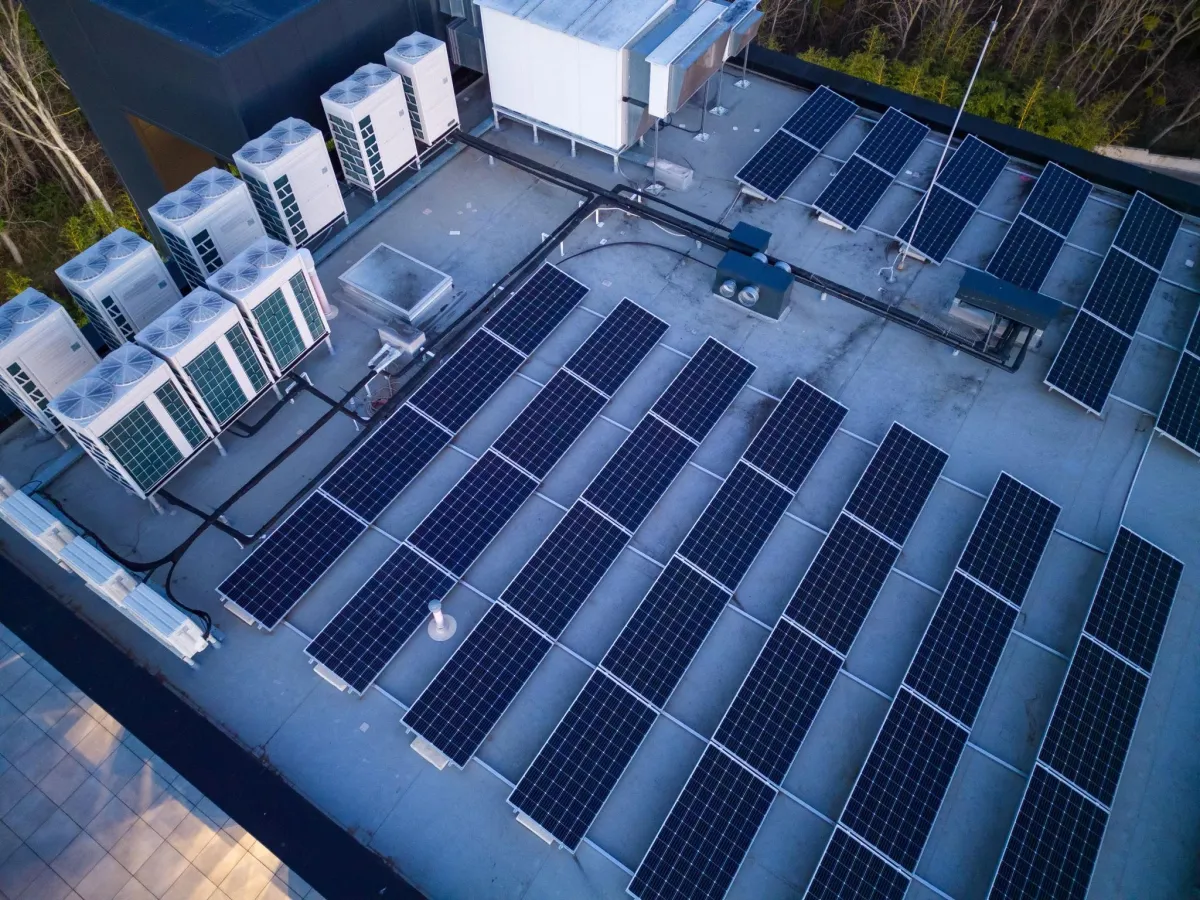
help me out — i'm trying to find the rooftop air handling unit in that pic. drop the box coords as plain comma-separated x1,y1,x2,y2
0,288,100,438
322,63,418,201
136,288,276,432
385,33,460,145
206,236,333,378
49,343,219,504
56,228,181,349
148,169,265,290
234,118,347,248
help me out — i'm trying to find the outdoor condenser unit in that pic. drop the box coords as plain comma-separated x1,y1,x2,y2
56,228,181,349
137,288,276,431
234,118,347,248
322,63,418,201
0,288,100,436
49,343,217,501
206,237,332,378
149,169,265,290
385,33,460,145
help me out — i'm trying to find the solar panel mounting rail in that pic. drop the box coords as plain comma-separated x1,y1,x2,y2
1154,304,1200,456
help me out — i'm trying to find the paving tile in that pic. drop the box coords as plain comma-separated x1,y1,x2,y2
4,787,58,839
142,789,192,840
217,823,246,847
0,819,21,865
15,735,69,783
0,765,33,816
0,653,33,694
75,853,132,900
189,802,226,830
92,748,144,796
0,717,47,762
27,688,74,732
165,814,220,863
62,779,114,828
245,843,280,877
190,834,244,887
28,809,83,862
216,854,272,900
109,821,163,875
167,779,204,808
72,729,123,772
145,759,178,785
113,877,156,900
6,669,54,712
120,737,153,763
72,698,102,721
26,653,61,683
134,843,188,897
47,709,99,753
160,866,216,900
86,798,139,851
116,769,169,818
260,871,310,899
0,843,49,897
50,832,107,887
18,862,74,900
40,755,91,806
0,697,22,736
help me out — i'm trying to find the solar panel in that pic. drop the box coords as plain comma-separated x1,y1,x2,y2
734,131,818,202
509,673,656,850
407,450,537,575
713,621,840,784
742,378,846,492
781,85,857,148
564,298,668,396
305,544,455,694
601,558,729,707
1113,191,1182,270
1083,528,1183,671
784,515,900,654
812,156,894,232
1157,351,1200,454
958,473,1059,605
1021,163,1092,235
484,264,589,354
935,135,1008,206
320,404,450,521
409,331,524,431
501,501,629,636
651,338,755,440
1079,250,1159,336
628,745,776,900
903,572,1017,725
492,371,606,478
895,186,975,264
986,215,1065,291
989,767,1107,900
840,690,967,870
1186,310,1200,358
806,829,910,900
855,108,929,176
218,492,365,630
1039,638,1147,806
582,416,697,531
402,606,550,766
844,423,948,545
1045,311,1131,415
676,462,793,589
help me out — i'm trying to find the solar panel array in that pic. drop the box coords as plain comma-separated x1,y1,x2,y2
1046,191,1182,414
304,298,665,695
216,263,589,629
987,163,1091,291
807,473,1059,897
631,423,946,900
1155,307,1200,455
895,135,1008,264
989,527,1183,899
401,336,748,768
508,378,841,851
812,108,929,232
735,86,857,202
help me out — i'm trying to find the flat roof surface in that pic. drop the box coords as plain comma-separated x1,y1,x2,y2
3,68,1200,900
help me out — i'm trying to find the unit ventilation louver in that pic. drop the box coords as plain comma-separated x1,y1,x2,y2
154,190,204,221
213,265,261,294
96,346,155,386
240,137,284,165
189,169,239,198
12,294,52,323
62,254,108,282
244,241,289,269
327,80,369,105
96,231,142,259
267,118,315,145
141,316,191,350
178,290,226,322
353,63,394,86
54,377,114,421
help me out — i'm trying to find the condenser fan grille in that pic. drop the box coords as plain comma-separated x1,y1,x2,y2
153,191,204,221
142,317,191,349
244,240,289,269
214,265,261,293
0,316,12,343
267,118,315,145
97,346,155,385
239,138,284,165
327,81,369,105
179,290,226,322
188,170,239,199
62,255,109,282
353,64,393,86
55,378,114,421
96,231,142,259
11,294,52,323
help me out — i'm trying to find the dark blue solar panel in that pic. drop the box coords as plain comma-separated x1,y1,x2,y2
409,331,524,431
742,378,846,492
321,404,449,521
855,108,929,176
218,492,365,630
987,215,1064,291
735,132,818,202
1186,309,1200,358
844,423,947,546
813,156,895,232
582,416,695,531
807,829,910,900
651,338,755,440
1022,163,1092,235
564,298,667,396
1080,250,1159,336
1157,351,1200,454
407,451,537,575
305,544,455,694
1045,311,1131,415
1113,191,1181,270
486,264,589,354
896,186,974,264
492,371,606,479
781,85,858,148
936,135,1008,206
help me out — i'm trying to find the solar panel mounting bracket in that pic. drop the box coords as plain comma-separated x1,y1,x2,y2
222,598,260,629
410,736,451,771
515,812,556,845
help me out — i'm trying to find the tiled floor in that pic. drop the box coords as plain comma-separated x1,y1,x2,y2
0,626,321,900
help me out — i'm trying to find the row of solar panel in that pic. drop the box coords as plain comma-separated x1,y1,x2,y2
1154,308,1200,455
805,473,1061,898
400,338,755,768
629,424,949,900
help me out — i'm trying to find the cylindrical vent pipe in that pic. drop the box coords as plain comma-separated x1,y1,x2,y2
738,285,759,307
718,279,738,299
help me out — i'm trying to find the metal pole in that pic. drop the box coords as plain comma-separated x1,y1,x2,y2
890,17,999,277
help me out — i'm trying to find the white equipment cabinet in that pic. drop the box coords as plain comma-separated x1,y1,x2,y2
322,63,418,200
385,33,460,145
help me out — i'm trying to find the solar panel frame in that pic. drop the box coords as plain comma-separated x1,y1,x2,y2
491,370,607,479
935,135,1009,206
811,155,896,232
1079,250,1160,337
1186,309,1200,358
1045,310,1132,415
854,108,929,176
650,338,755,441
1020,162,1092,235
734,131,818,202
805,828,910,900
1112,191,1182,271
742,378,847,492
408,330,525,431
986,214,1065,291
563,298,668,396
780,85,858,148
484,263,589,354
895,186,975,264
1156,350,1200,455
844,423,948,546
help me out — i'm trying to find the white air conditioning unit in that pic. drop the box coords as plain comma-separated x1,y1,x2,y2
137,288,276,431
0,490,76,561
0,289,100,435
149,169,265,290
56,228,181,349
385,33,460,145
49,343,216,500
322,63,419,201
58,537,138,604
206,236,332,378
234,119,347,248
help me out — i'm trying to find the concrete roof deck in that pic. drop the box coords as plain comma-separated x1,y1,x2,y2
2,67,1199,900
